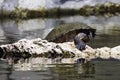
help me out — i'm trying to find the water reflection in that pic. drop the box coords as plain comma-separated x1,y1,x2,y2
0,60,12,80
0,58,120,80
49,62,95,80
1,57,120,80
0,57,95,80
12,57,95,80
0,18,60,44
0,19,21,43
60,16,120,35
13,58,76,71
0,16,120,47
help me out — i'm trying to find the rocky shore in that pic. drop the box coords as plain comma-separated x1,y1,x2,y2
0,1,120,18
0,38,120,61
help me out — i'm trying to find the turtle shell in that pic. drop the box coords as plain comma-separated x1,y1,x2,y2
45,23,96,43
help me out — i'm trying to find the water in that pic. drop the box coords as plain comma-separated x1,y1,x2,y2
0,58,120,80
0,15,120,80
0,16,120,47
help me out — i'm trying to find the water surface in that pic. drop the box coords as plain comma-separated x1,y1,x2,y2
0,58,120,80
0,15,120,47
0,15,120,80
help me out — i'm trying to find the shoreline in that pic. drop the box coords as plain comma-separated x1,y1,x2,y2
0,2,120,19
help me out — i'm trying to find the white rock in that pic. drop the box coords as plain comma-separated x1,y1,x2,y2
1,38,120,60
111,46,120,59
0,38,82,57
96,47,111,59
58,42,82,56
82,45,96,60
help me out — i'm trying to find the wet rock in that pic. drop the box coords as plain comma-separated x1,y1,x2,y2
0,38,120,61
96,47,111,59
111,46,120,59
80,45,120,60
0,38,82,58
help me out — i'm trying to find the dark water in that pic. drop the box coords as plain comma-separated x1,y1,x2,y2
0,15,120,80
0,58,120,80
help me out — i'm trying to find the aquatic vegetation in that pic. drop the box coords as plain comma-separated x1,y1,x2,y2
1,2,120,19
79,2,120,16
